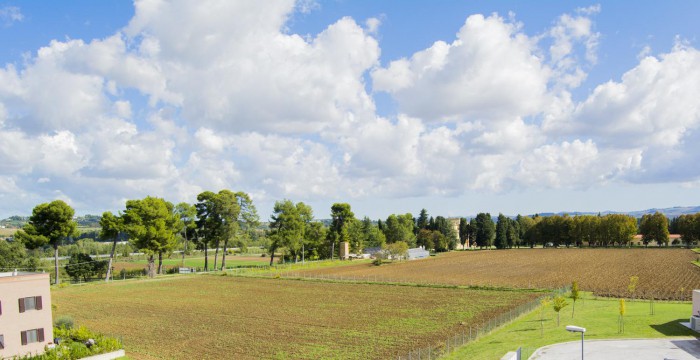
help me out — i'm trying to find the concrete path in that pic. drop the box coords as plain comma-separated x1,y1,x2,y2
530,338,700,360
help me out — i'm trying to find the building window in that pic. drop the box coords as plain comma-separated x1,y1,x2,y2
18,296,42,313
0,334,4,349
20,329,44,345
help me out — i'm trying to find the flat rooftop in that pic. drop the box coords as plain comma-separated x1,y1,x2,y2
0,271,47,278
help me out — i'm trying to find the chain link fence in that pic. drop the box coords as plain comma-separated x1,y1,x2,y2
393,289,567,360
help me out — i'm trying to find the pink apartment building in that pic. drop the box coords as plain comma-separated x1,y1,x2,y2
0,271,53,359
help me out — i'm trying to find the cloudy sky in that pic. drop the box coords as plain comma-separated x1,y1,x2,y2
0,1,699,220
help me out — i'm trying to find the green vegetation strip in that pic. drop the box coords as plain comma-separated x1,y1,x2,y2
443,293,695,360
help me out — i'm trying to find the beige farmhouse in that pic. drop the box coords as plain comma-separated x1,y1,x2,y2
0,271,53,358
448,218,466,249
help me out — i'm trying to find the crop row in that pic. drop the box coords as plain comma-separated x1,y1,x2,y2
52,275,541,359
296,248,700,300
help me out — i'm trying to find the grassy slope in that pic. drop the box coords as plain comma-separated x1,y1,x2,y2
444,293,696,360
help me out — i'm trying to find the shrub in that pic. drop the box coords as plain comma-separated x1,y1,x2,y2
54,315,75,330
118,268,147,279
67,341,92,358
71,325,93,342
24,326,122,359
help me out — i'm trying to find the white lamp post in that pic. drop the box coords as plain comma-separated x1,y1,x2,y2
566,325,586,360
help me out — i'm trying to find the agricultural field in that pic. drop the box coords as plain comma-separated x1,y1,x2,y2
51,275,542,360
296,248,700,300
0,227,17,237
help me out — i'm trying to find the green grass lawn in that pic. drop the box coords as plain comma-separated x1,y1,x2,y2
444,293,696,360
126,255,268,269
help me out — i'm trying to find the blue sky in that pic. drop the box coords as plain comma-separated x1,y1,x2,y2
0,1,698,220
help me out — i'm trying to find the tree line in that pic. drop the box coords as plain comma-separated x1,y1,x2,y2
7,195,700,285
461,211,697,249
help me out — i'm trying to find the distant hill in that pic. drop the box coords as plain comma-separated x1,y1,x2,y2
0,214,102,229
536,206,700,219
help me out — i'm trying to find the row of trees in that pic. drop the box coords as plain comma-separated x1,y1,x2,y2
267,205,467,265
453,212,641,249
463,212,675,249
10,196,700,284
674,213,700,248
14,190,260,283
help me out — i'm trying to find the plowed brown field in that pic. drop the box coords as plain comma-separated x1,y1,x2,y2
52,275,540,359
298,248,700,300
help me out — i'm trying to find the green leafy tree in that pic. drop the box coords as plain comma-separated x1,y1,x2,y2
99,211,122,281
123,196,181,277
216,190,242,270
416,229,435,251
328,203,355,259
385,241,409,260
520,215,540,248
65,253,108,282
469,218,478,247
347,218,366,253
536,215,572,248
458,217,470,248
640,212,670,247
269,200,306,265
600,214,637,247
295,202,313,262
434,216,457,250
432,230,448,252
0,240,39,271
677,213,700,248
495,214,509,249
304,221,327,260
361,219,377,251
570,281,580,318
195,191,218,270
417,209,429,230
384,215,401,243
474,213,495,248
516,215,532,239
227,192,260,268
618,298,626,333
16,200,78,284
384,213,417,247
580,215,601,247
507,219,519,248
552,295,569,326
174,202,197,263
361,217,386,249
